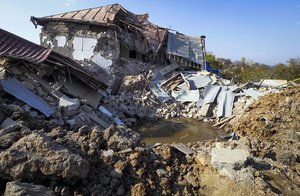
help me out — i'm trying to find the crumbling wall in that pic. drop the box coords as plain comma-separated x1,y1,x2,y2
40,22,119,75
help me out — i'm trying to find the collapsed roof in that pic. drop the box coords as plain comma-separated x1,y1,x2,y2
0,28,108,90
31,3,168,59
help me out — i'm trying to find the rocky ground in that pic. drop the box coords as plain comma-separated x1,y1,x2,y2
0,61,299,195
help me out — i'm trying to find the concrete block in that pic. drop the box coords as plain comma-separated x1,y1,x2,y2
59,95,80,111
211,147,250,170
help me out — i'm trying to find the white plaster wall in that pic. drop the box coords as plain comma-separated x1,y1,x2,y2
72,37,98,61
55,36,67,47
91,54,112,72
42,35,47,43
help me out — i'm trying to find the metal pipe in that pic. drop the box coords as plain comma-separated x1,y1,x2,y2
200,35,206,70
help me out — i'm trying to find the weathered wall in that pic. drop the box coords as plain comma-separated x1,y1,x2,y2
40,22,119,75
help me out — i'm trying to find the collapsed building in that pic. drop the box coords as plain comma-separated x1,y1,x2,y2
31,3,206,79
1,4,300,196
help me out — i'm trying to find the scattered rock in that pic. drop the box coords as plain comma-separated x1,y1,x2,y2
105,125,140,151
0,131,89,184
4,181,55,196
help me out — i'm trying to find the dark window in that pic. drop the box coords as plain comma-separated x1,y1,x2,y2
129,50,137,59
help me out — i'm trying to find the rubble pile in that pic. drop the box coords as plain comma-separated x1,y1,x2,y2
103,64,266,127
1,65,300,195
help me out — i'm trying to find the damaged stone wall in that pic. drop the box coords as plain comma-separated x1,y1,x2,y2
40,22,119,75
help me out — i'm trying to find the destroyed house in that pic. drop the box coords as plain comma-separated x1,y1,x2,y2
31,3,205,74
31,4,168,74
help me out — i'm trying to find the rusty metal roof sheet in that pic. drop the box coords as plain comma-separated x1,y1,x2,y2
0,28,52,64
0,28,108,90
32,4,124,27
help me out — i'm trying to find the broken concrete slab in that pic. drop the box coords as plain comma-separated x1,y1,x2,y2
86,112,110,129
219,167,254,182
99,106,125,126
0,118,19,129
113,117,125,126
0,78,55,117
211,147,250,170
198,103,212,117
62,79,102,109
59,95,80,111
171,143,195,155
99,106,113,118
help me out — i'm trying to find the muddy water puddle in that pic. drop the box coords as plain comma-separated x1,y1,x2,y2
135,118,221,145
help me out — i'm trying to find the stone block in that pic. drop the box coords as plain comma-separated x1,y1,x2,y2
211,147,250,170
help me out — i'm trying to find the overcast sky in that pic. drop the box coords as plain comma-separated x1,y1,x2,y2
1,0,299,65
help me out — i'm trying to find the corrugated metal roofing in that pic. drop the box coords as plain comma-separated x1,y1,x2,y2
167,32,204,65
196,83,221,107
171,90,200,102
0,78,55,117
0,28,52,64
217,87,235,117
149,73,172,103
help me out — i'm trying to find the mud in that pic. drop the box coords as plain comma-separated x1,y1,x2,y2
135,118,220,145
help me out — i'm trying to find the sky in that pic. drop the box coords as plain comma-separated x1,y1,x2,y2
0,0,299,65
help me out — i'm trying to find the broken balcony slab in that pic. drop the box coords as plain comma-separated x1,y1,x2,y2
171,90,199,102
0,78,55,117
217,88,235,118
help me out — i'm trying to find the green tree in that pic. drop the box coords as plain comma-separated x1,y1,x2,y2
287,57,300,80
271,63,287,80
206,53,222,69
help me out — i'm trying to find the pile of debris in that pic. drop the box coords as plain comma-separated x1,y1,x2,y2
129,64,268,125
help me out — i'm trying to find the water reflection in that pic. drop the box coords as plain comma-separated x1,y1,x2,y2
135,118,219,145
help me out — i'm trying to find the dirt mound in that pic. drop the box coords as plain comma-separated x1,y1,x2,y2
227,86,300,162
230,86,299,140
